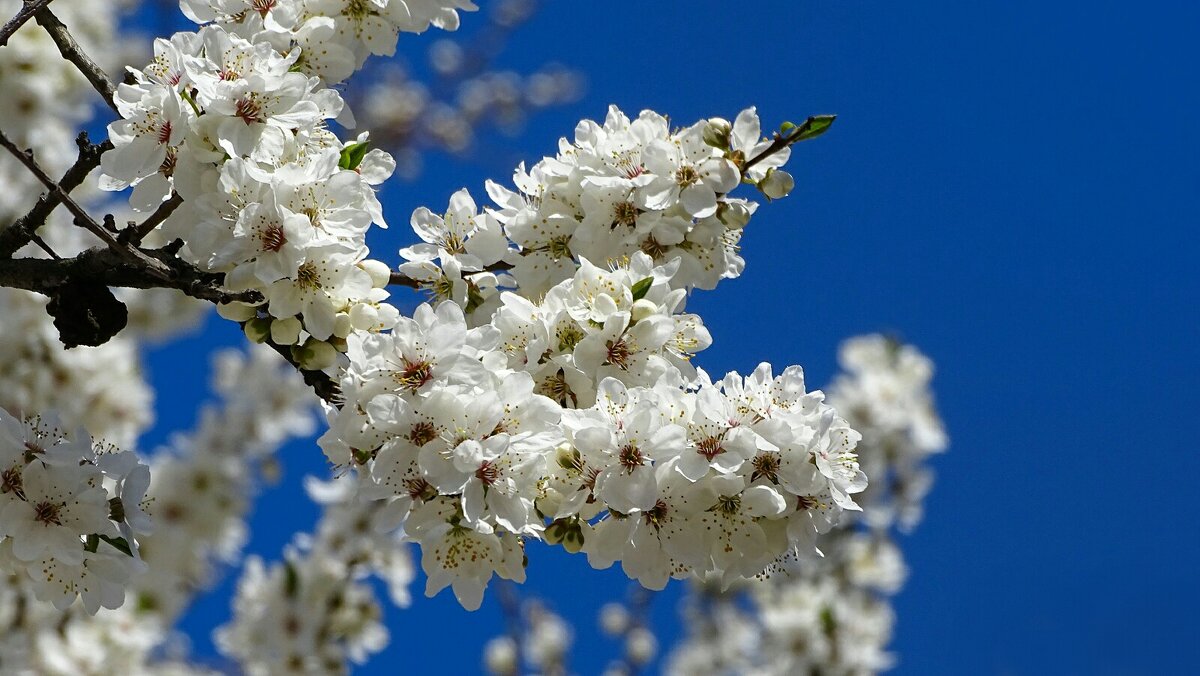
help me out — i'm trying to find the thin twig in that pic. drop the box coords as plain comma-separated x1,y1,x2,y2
0,0,55,46
497,581,527,672
28,234,59,259
0,129,169,276
260,338,342,404
388,271,421,289
34,7,118,112
0,134,110,258
388,260,513,289
130,192,183,243
741,114,836,176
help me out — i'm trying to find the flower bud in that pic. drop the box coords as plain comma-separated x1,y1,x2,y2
561,522,585,554
759,168,795,200
630,299,658,323
243,318,271,343
217,302,257,322
718,201,752,229
543,520,565,545
360,259,392,288
333,312,353,339
270,317,302,345
350,303,381,330
295,339,338,370
703,117,732,149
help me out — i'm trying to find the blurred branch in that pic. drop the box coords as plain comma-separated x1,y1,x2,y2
0,0,55,46
352,0,583,177
497,581,528,672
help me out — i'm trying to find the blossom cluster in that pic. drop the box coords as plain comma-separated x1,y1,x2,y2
100,0,479,368
0,345,325,674
667,336,947,675
322,279,865,607
0,290,153,448
0,3,222,670
829,335,948,530
217,553,388,674
399,105,796,324
483,599,573,676
0,0,129,156
0,407,151,614
293,86,850,608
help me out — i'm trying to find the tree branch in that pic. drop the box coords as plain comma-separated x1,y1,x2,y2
262,339,342,405
0,132,111,258
0,128,176,277
388,271,420,288
741,114,836,176
129,192,183,244
34,6,118,112
0,246,262,304
388,260,513,289
0,0,54,46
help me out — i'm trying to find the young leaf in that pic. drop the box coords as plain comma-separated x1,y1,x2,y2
631,277,653,301
98,534,133,557
339,141,370,170
794,115,836,141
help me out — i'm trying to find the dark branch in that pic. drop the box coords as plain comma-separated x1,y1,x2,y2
0,128,172,276
262,339,342,404
27,234,59,259
741,114,837,176
388,260,513,289
0,132,111,258
0,0,55,46
129,192,183,244
388,271,420,289
34,7,118,112
0,246,263,305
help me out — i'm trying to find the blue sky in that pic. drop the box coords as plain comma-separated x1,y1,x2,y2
134,1,1198,673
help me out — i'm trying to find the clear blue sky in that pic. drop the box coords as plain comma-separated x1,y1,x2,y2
136,1,1198,673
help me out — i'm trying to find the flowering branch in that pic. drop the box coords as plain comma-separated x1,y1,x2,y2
741,114,836,176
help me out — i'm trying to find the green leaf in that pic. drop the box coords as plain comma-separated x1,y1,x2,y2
98,534,133,557
780,121,798,134
338,141,370,170
794,115,836,141
630,277,653,301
